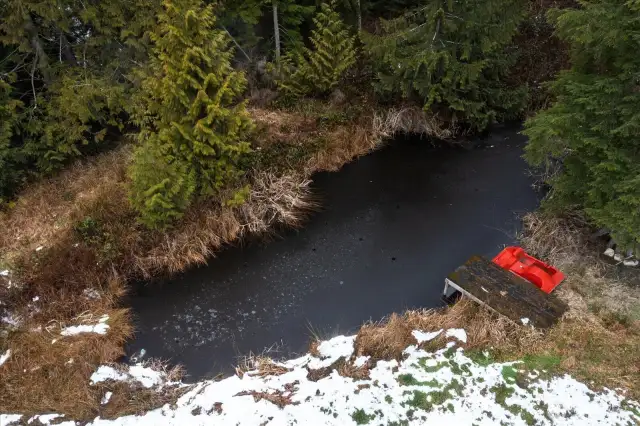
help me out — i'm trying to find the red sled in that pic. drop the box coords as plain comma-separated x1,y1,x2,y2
492,246,564,294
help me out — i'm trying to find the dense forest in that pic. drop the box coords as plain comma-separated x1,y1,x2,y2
0,0,637,245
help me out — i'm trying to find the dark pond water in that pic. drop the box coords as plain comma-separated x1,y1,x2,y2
128,126,539,381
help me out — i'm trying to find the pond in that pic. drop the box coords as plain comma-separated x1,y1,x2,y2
127,125,539,381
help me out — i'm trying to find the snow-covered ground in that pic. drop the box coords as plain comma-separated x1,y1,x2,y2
1,329,638,426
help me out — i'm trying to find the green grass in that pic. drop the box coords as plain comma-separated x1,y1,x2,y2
490,383,515,406
351,408,376,424
501,366,519,384
521,354,562,371
418,358,448,373
621,400,640,418
465,349,496,367
490,383,537,425
397,372,439,387
449,359,472,376
404,391,432,412
402,379,464,413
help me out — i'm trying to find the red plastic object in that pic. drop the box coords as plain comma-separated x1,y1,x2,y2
492,246,564,294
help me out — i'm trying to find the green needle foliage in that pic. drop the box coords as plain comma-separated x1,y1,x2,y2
0,0,158,199
129,142,196,229
524,0,640,248
0,75,24,204
363,0,528,131
129,0,253,229
278,1,356,97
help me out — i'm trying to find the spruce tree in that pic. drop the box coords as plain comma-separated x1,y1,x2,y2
278,1,356,96
129,141,196,229
0,0,159,196
129,0,253,229
0,75,24,203
363,0,527,131
524,0,640,247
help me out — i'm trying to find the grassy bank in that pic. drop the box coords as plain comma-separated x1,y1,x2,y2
0,99,445,419
7,319,637,425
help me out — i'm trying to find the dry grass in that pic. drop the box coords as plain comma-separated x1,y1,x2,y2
0,100,462,419
355,313,418,361
520,211,640,321
99,382,188,420
235,354,291,379
338,361,371,381
351,211,640,399
235,386,299,408
0,146,132,266
0,309,132,419
376,107,455,141
353,299,639,399
355,301,542,362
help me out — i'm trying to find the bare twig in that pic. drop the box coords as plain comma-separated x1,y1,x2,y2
222,26,251,62
31,54,38,108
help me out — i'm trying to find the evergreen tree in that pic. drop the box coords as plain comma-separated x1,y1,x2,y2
278,1,356,96
271,0,316,53
0,0,159,197
363,0,527,131
129,141,196,229
129,0,253,229
524,0,640,247
0,75,24,203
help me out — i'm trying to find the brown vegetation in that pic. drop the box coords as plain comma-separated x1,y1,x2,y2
352,211,640,399
235,354,291,379
0,309,132,419
235,385,299,408
0,101,446,419
99,382,188,420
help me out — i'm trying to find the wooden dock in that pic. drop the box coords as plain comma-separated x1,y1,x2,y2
444,256,567,328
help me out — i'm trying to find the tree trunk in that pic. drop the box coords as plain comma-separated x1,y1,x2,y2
273,2,280,62
24,16,51,85
355,0,361,32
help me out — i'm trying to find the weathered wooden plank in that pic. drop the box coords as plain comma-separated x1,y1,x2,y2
447,256,567,328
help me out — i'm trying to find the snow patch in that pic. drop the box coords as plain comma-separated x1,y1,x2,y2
1,414,22,424
61,315,109,336
128,365,164,388
28,414,61,424
412,329,442,343
445,328,467,343
353,356,370,368
101,391,113,405
90,366,128,384
308,335,355,369
91,364,166,389
5,328,639,426
77,330,638,426
0,349,10,366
